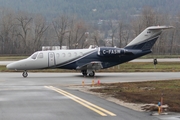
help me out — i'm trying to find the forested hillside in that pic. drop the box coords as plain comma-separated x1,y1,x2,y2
0,0,179,55
0,0,179,20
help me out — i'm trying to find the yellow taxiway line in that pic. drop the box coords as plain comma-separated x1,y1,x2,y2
45,86,116,116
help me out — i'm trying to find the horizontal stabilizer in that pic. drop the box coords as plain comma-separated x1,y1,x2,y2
147,26,174,30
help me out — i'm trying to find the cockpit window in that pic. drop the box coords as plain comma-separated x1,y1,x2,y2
38,53,43,59
31,52,38,59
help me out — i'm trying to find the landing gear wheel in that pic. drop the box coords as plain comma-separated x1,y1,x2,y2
89,71,95,77
81,70,87,76
22,71,28,78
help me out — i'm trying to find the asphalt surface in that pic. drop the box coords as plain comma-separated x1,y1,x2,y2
0,72,180,120
1,59,180,120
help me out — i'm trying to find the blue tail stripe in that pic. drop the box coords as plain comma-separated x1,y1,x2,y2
125,36,159,50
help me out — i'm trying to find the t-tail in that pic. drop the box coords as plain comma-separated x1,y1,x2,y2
125,26,174,51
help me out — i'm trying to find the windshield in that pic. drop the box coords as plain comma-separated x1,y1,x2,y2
37,52,43,59
30,52,38,59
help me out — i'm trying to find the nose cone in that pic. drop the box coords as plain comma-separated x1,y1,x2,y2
6,62,17,70
6,60,25,70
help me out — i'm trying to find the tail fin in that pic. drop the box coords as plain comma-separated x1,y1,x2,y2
125,26,173,51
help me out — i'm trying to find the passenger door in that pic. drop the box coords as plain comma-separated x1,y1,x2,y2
48,52,55,67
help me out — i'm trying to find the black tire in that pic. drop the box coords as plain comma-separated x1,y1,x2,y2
89,71,95,77
22,71,28,78
82,70,87,76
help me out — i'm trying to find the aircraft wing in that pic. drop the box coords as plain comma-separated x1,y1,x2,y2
76,61,103,70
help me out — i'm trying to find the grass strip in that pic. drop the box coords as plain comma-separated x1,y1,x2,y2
90,80,180,112
2,62,180,72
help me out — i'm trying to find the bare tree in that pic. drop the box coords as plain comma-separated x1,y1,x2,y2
0,7,177,55
123,29,131,47
73,20,87,49
91,30,100,46
132,6,170,54
168,15,180,55
67,18,88,49
16,14,32,54
32,15,48,51
131,16,144,37
66,18,74,49
52,15,68,49
0,12,14,54
117,21,124,48
132,6,157,37
141,6,156,27
108,20,118,47
169,29,176,54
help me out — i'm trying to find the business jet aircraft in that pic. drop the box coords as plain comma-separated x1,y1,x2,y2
6,26,173,78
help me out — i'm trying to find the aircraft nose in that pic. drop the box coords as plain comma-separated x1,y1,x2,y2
6,61,20,70
6,63,16,70
6,59,28,70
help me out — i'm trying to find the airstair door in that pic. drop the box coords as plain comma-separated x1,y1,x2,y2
48,52,55,67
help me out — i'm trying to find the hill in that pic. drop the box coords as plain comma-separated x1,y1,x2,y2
0,0,179,20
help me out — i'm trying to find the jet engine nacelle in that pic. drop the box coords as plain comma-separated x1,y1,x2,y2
97,47,133,57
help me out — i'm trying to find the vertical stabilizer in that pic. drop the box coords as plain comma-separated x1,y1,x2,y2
125,26,173,51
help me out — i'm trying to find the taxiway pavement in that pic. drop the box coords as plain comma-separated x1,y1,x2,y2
0,72,180,120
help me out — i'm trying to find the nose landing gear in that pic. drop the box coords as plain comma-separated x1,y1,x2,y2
22,70,28,78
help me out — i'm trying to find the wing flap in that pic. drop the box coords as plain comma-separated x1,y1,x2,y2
76,61,103,70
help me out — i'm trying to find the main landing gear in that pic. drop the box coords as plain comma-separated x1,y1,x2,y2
81,70,95,77
89,71,95,77
22,70,28,78
82,70,87,76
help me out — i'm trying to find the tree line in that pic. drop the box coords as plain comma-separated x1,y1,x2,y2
0,7,179,55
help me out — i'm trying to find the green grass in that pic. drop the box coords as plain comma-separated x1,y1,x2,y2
0,56,27,61
140,54,180,59
90,80,180,112
2,62,180,72
99,62,180,72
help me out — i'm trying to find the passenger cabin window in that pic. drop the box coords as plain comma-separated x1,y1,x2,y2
74,52,77,57
50,53,54,58
56,53,60,58
38,53,43,59
62,53,65,57
80,52,83,56
147,31,151,33
31,52,38,59
68,53,71,57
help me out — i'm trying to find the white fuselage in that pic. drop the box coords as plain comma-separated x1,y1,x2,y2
7,48,96,70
